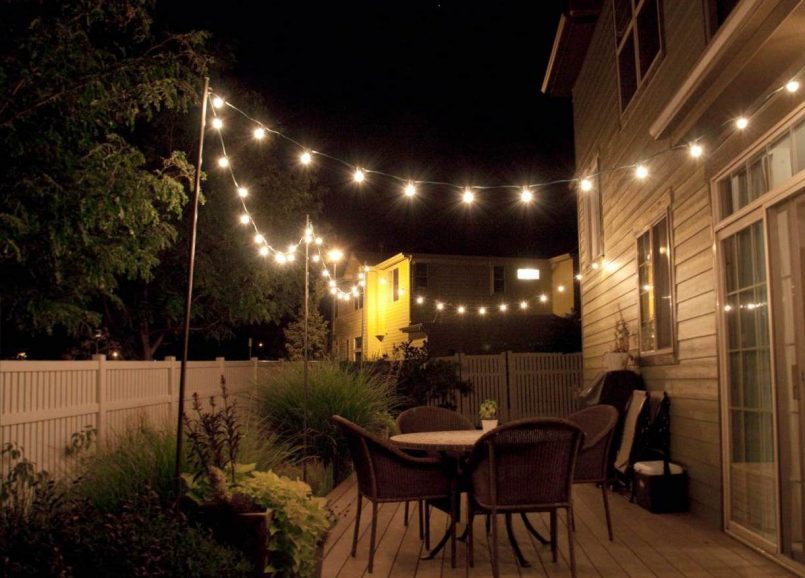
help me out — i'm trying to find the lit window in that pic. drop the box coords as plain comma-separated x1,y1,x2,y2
516,268,540,280
614,0,663,111
637,213,674,353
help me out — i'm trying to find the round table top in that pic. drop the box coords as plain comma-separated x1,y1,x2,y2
390,430,484,452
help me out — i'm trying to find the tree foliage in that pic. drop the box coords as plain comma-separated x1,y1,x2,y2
283,306,329,361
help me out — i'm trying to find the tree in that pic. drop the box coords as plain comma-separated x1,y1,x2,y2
283,307,329,361
0,0,209,339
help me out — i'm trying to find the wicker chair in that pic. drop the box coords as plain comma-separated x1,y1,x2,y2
464,418,583,578
567,405,619,541
332,415,458,573
395,406,475,542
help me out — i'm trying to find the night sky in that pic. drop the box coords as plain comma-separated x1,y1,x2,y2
161,1,577,259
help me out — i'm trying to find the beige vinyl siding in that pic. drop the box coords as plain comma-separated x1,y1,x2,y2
573,0,721,524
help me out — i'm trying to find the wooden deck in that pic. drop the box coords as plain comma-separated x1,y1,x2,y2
322,477,794,577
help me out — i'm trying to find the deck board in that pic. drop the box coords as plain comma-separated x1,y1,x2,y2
323,478,795,577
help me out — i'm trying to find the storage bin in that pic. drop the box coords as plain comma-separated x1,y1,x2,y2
633,460,687,513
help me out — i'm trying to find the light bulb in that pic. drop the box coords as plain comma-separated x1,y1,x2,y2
591,262,600,270
258,246,269,257
239,214,250,225
329,287,337,295
322,269,330,277
353,168,365,183
575,274,583,281
254,234,264,244
358,280,365,287
735,117,749,130
520,187,534,203
457,306,466,315
211,96,224,109
462,188,475,204
404,182,416,197
352,287,359,296
254,127,266,140
785,80,800,93
519,301,528,310
539,294,548,303
635,164,649,179
557,285,566,293
287,244,296,254
312,254,320,263
218,157,230,168
211,117,223,130
478,307,487,316
275,253,287,264
416,296,424,305
436,302,445,311
315,237,323,245
499,304,508,312
689,143,703,158
237,187,248,197
328,280,337,288
300,151,312,165
580,178,593,192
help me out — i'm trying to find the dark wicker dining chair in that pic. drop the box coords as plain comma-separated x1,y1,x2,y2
464,418,584,578
566,404,619,540
396,406,475,542
332,415,458,573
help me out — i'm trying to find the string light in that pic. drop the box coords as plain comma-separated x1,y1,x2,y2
211,117,224,130
519,301,528,310
575,274,583,281
462,188,475,204
736,117,749,130
457,306,466,315
689,143,703,158
312,254,320,263
258,246,269,257
539,294,548,303
478,307,487,315
254,233,264,244
275,253,287,264
785,80,800,93
353,168,365,183
237,187,248,198
580,178,593,192
212,96,224,109
300,151,312,165
254,127,266,140
404,182,417,197
499,304,508,312
315,237,324,246
635,164,649,179
520,187,534,203
218,157,230,168
557,285,565,293
416,296,424,304
239,214,250,225
436,302,445,311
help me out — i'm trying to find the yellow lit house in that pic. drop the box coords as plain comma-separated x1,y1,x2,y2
332,252,576,360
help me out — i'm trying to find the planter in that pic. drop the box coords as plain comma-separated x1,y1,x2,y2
481,419,498,432
193,503,272,577
604,351,630,372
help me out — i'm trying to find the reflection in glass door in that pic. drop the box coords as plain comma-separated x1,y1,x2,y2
722,219,777,544
769,193,805,563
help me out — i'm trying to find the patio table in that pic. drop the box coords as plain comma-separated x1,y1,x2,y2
390,429,548,567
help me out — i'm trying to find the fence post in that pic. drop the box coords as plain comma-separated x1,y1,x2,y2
504,351,512,422
92,354,107,446
216,357,225,390
165,356,177,424
456,353,465,418
251,357,258,384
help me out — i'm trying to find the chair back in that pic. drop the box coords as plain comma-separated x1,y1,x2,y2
332,415,378,498
566,405,618,483
467,418,583,510
396,406,475,434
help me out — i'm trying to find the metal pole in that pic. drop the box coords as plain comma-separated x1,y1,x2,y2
303,215,310,482
360,262,367,368
330,261,337,355
174,76,209,494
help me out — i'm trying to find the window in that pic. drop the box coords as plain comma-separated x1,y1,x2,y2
392,268,400,302
353,291,363,311
637,213,674,353
354,336,363,362
413,263,428,290
614,0,663,111
704,0,738,39
493,266,505,293
718,117,805,219
583,164,604,263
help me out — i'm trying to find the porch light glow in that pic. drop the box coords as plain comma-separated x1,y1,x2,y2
517,268,540,280
557,285,566,292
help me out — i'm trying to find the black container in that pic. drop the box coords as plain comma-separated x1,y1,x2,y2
634,464,688,513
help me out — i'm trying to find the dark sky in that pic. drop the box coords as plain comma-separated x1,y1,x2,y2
161,1,576,259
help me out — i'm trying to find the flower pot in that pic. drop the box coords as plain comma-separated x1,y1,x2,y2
605,351,630,372
481,419,498,432
193,503,272,577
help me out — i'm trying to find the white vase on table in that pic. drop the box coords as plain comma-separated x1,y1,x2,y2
481,419,498,432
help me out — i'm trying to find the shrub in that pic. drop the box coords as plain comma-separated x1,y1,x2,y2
255,361,397,484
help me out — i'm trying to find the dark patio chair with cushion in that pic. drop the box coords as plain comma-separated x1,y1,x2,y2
464,418,583,578
396,406,475,541
332,415,458,573
567,404,619,540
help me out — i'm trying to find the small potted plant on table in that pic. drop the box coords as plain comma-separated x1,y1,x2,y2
605,314,633,371
479,399,498,432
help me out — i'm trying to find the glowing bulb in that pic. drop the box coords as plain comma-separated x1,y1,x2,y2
520,187,534,203
416,296,424,305
724,304,733,312
254,234,264,244
275,253,287,264
591,262,600,270
287,244,296,254
736,117,749,130
519,301,528,310
404,182,416,197
478,307,487,316
211,96,224,109
315,237,323,246
258,246,269,257
580,178,593,192
237,187,248,198
364,265,371,272
358,272,365,280
330,287,337,295
254,127,266,140
312,254,320,263
352,287,359,297
300,151,312,165
218,157,230,168
539,294,548,303
635,164,649,179
211,117,223,130
353,168,365,183
785,80,800,93
499,304,508,312
462,188,475,204
286,253,295,262
359,280,365,287
689,143,703,158
328,280,337,288
239,214,250,225
436,302,445,311
457,306,466,315
322,269,330,277
328,249,344,262
575,274,583,281
557,285,565,293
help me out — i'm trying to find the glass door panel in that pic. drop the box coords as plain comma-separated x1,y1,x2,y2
723,220,777,543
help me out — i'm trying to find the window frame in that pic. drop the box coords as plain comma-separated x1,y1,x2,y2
703,0,739,41
392,268,400,302
636,209,676,356
413,262,428,291
613,0,665,114
583,157,605,266
493,265,505,294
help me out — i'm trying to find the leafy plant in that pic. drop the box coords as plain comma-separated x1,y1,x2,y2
255,361,397,484
479,399,498,420
613,315,632,353
284,306,329,361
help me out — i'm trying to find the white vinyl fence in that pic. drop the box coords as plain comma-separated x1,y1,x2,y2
0,356,275,475
438,352,584,425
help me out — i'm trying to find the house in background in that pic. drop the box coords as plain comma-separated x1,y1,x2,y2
332,252,577,360
544,0,805,571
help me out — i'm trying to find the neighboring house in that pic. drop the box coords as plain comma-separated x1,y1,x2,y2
544,0,805,570
332,252,576,360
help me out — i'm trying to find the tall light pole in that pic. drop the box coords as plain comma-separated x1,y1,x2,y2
303,216,311,482
327,248,343,356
